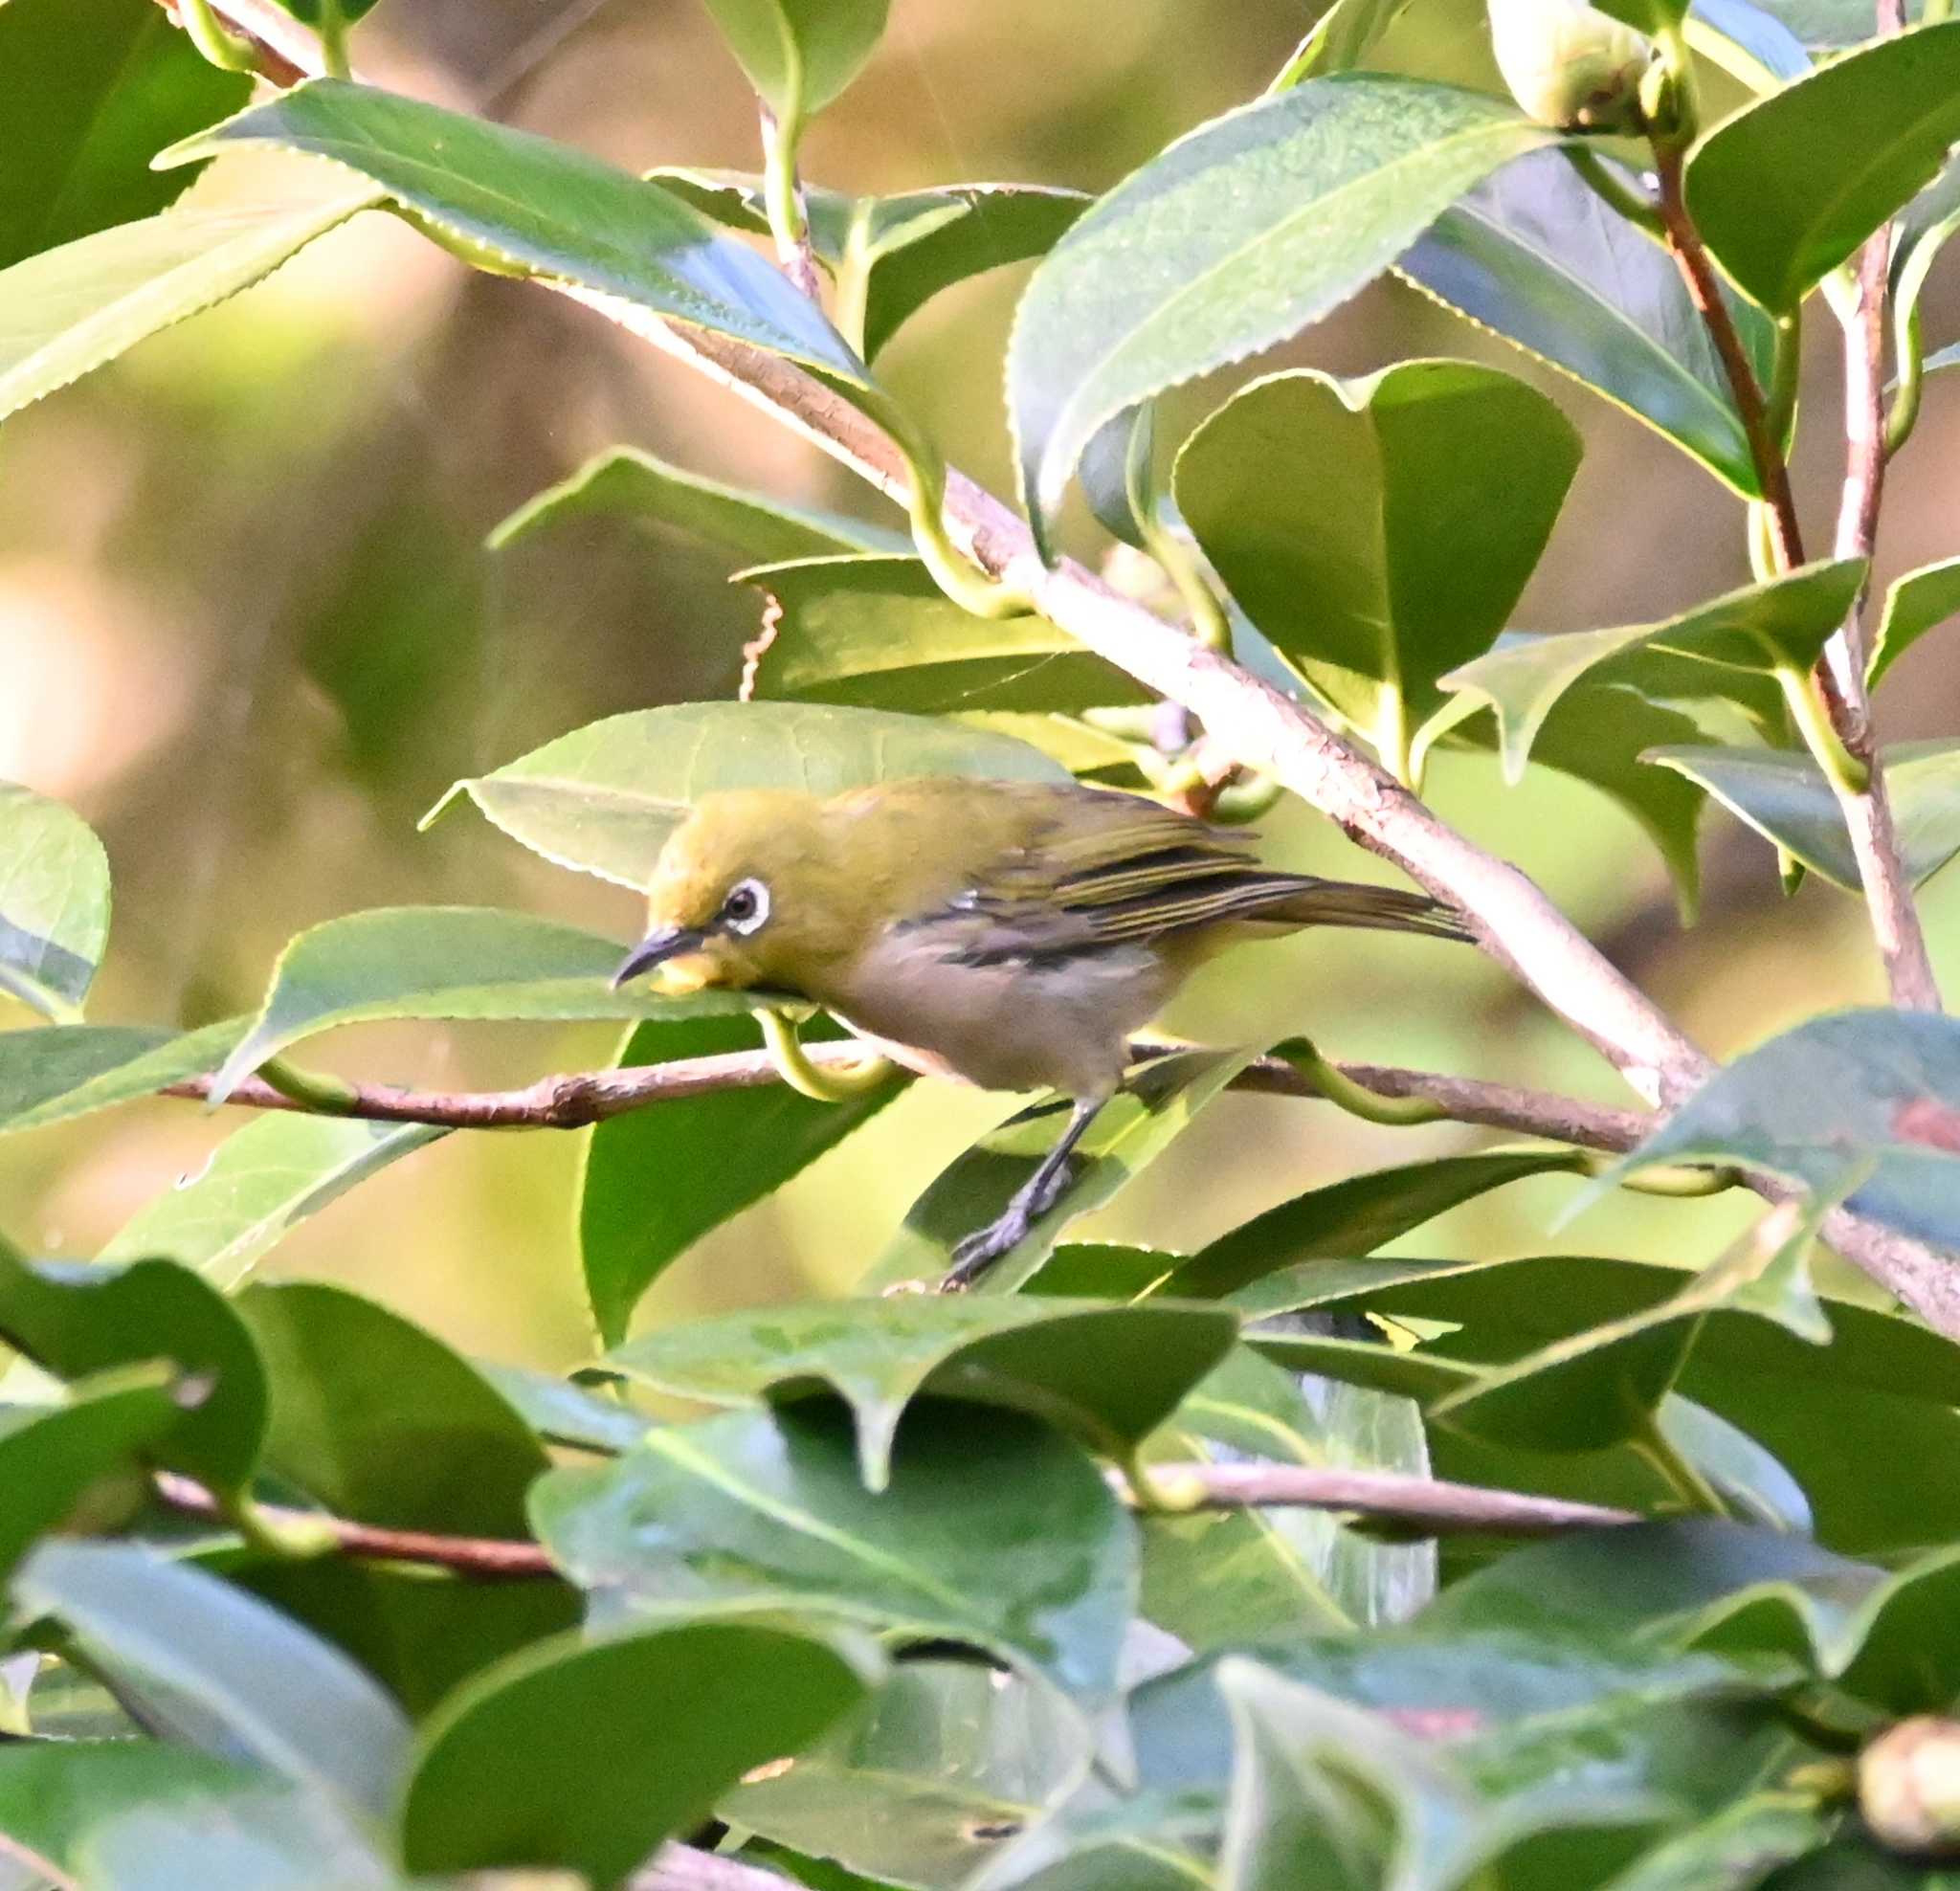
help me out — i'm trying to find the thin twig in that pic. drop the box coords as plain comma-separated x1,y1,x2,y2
758,102,822,300
1143,1463,1637,1534
161,1039,1652,1151
152,1472,557,1577
1652,148,1805,570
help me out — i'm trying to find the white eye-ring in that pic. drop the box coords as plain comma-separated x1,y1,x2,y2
720,876,770,935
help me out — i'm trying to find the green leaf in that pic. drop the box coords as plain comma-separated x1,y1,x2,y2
167,80,874,393
1615,1008,1960,1255
0,0,250,270
426,701,1069,890
699,0,890,116
1141,1346,1434,1648
650,170,1090,360
75,1781,406,1891
581,1013,897,1347
0,782,110,1021
724,1660,1094,1891
530,1402,1136,1705
1427,1196,1832,1454
1684,19,1960,310
236,1281,548,1533
1008,77,1560,553
489,444,907,557
1398,149,1775,496
1270,0,1418,85
967,1789,1221,1890
0,1743,254,1881
1645,739,1960,891
742,554,1147,713
1176,362,1578,767
99,1115,442,1289
0,172,384,424
605,1294,1237,1491
869,1047,1258,1294
1868,555,1960,694
1215,1657,1497,1890
1600,1792,1836,1890
208,905,757,1104
1438,680,1715,916
474,1362,654,1454
0,1244,266,1491
400,1620,875,1883
1162,1149,1590,1300
1236,1331,1485,1405
1687,0,1813,85
0,1369,186,1580
12,1541,411,1818
1437,559,1866,782
0,1018,242,1134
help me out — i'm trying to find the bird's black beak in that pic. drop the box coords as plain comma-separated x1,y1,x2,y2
610,925,707,989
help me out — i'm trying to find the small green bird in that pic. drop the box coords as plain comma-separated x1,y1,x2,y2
612,775,1470,1287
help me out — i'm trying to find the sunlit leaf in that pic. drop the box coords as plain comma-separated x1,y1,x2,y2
0,782,110,1021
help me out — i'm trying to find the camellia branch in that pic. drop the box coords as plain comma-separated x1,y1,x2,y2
159,0,1960,1336
162,1039,1656,1152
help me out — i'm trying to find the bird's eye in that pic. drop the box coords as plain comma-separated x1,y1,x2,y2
720,877,770,935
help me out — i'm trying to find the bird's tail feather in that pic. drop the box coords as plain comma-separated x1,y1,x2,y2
1263,878,1474,943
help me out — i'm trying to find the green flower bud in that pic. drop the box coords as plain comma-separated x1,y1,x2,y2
1487,0,1656,133
1861,1717,1960,1858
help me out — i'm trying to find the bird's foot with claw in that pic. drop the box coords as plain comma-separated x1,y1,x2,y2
936,1157,1075,1293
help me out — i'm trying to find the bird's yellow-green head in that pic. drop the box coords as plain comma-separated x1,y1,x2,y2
612,789,855,998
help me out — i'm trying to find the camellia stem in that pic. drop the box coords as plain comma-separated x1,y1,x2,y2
758,100,821,300
177,0,258,70
757,1009,895,1101
315,0,350,78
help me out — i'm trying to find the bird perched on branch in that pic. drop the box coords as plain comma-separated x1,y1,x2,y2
612,776,1470,1288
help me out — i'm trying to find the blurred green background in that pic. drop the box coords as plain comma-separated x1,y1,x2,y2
8,0,1960,1371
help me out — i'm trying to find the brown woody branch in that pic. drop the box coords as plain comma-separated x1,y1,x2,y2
156,0,1960,1335
162,1038,1652,1151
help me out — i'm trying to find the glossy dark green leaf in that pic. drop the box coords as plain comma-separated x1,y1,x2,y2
742,554,1146,714
582,1013,897,1346
0,1369,184,1578
966,1787,1221,1891
236,1281,548,1533
1009,77,1560,553
650,170,1090,360
0,170,384,424
1163,1149,1589,1300
724,1660,1094,1889
208,905,761,1104
531,1402,1136,1705
1684,20,1960,310
870,1048,1258,1294
608,1294,1237,1490
489,444,905,558
1239,1331,1484,1404
0,1742,256,1881
100,1115,442,1288
0,0,250,270
1687,0,1812,84
1176,363,1578,769
1438,560,1865,784
12,1541,411,1817
1644,739,1960,891
426,701,1069,890
1141,1345,1434,1648
1399,149,1774,495
0,781,110,1022
701,0,889,115
399,1620,874,1883
1427,1197,1831,1454
1617,1008,1960,1252
0,1017,242,1134
1867,556,1960,694
0,1244,266,1491
165,81,877,394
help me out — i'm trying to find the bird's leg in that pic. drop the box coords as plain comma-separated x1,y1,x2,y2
941,1096,1103,1293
